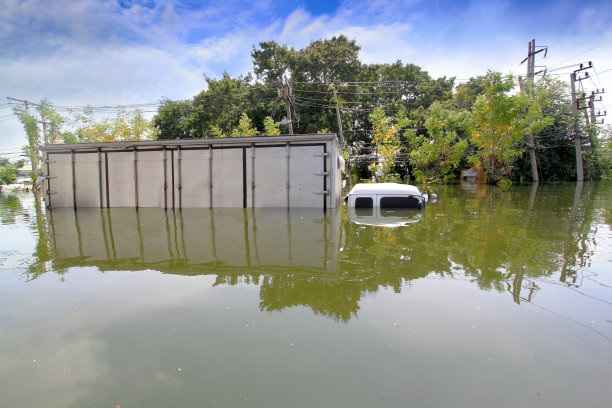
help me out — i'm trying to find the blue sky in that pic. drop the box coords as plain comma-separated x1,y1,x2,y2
1,0,611,156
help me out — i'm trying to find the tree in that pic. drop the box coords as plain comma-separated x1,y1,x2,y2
408,101,471,184
470,71,550,185
231,113,258,137
64,107,157,142
37,99,65,144
453,76,487,110
13,105,42,190
251,41,295,84
369,107,406,182
511,77,575,182
154,99,196,139
208,125,226,138
0,157,20,190
263,116,280,135
600,125,612,180
292,35,361,84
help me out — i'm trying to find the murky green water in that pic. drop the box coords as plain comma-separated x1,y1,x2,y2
1,183,611,408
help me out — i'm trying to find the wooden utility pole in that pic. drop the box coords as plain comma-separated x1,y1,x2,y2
7,97,31,114
281,76,294,135
570,72,584,181
587,90,606,166
520,39,546,183
331,85,345,146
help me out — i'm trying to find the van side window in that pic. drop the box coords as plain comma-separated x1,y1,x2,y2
380,196,420,208
355,197,373,208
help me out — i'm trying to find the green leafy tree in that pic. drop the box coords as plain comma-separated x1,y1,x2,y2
263,116,280,135
453,76,487,110
64,107,157,142
600,125,612,180
37,99,65,144
0,157,20,190
408,102,472,184
13,105,42,190
511,77,575,181
208,125,226,138
154,99,196,139
231,113,258,137
292,35,361,84
369,107,406,182
470,71,550,185
251,41,296,83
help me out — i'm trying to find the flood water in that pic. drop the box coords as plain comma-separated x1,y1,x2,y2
1,182,611,408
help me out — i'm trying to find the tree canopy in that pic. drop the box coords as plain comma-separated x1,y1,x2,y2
10,34,609,185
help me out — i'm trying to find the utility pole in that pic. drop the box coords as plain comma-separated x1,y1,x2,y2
587,89,606,127
7,97,31,114
570,73,583,181
587,89,606,167
331,84,345,146
279,76,294,135
520,39,547,183
570,65,589,181
40,120,49,145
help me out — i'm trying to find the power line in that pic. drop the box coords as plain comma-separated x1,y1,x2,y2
548,38,612,68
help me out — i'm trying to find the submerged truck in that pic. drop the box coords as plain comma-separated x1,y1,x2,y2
40,134,343,210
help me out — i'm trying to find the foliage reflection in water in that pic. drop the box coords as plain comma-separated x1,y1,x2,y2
27,182,612,322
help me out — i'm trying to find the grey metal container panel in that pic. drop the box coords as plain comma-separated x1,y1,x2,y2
74,153,99,207
42,134,339,209
137,151,165,208
180,150,210,208
253,147,286,207
49,154,73,208
107,152,135,207
289,145,326,208
211,148,243,208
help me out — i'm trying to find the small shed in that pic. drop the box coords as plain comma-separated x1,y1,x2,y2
41,134,342,210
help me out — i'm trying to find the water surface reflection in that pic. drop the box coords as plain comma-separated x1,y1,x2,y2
40,182,611,322
1,184,611,408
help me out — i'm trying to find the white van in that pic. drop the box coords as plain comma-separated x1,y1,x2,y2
345,183,425,210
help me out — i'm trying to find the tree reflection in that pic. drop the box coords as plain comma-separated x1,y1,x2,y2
27,191,54,280
16,182,610,321
0,192,23,225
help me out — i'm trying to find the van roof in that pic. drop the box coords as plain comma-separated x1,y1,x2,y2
348,183,421,196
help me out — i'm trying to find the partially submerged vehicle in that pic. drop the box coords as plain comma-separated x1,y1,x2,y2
345,183,425,210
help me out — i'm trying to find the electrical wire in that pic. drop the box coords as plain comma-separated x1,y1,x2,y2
548,38,612,68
